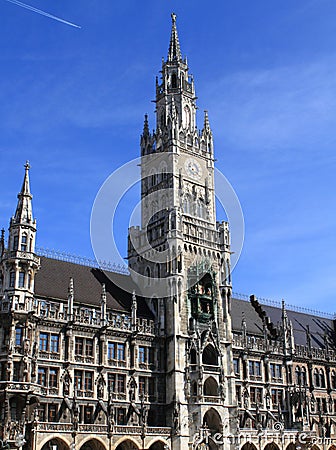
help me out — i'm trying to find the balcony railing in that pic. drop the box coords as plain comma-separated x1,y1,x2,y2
35,422,171,435
37,422,73,432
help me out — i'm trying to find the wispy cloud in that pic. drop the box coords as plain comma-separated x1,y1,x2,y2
204,57,336,155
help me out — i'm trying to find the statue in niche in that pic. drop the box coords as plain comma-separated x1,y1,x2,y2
63,372,70,397
97,375,104,399
107,389,115,427
128,376,137,402
173,404,180,433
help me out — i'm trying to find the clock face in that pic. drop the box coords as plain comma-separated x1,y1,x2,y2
185,158,202,180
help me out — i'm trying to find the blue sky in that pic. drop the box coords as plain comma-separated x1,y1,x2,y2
0,0,336,313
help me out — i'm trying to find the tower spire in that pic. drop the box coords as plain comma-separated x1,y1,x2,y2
13,161,33,225
168,12,182,62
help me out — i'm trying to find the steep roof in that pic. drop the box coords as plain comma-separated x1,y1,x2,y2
231,296,336,349
34,256,335,346
34,256,153,318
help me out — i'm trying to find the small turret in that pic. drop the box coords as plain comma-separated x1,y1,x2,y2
12,161,34,226
201,111,213,154
202,110,211,134
142,114,150,139
1,163,40,310
101,283,107,325
0,228,4,258
131,290,137,329
68,277,74,320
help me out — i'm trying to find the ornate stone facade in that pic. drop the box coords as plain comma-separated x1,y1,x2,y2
0,13,335,450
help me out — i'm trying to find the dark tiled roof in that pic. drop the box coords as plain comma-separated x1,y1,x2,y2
34,256,153,318
264,304,335,348
231,298,265,336
231,297,336,349
34,257,335,347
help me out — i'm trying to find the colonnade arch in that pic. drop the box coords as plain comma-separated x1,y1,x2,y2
264,443,280,450
41,438,69,450
241,443,257,450
79,439,107,450
114,439,139,450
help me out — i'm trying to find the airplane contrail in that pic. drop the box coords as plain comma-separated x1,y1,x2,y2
4,0,81,29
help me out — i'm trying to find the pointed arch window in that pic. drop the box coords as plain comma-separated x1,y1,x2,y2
21,234,27,252
314,369,320,387
197,199,205,219
13,236,19,251
190,348,197,365
202,345,218,366
15,326,23,346
183,195,191,215
331,370,336,389
9,271,15,288
320,369,325,388
301,367,307,385
171,72,177,89
203,377,218,396
18,271,25,288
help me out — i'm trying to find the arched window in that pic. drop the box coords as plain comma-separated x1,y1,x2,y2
171,72,177,88
18,271,25,288
192,381,197,396
295,366,300,385
190,348,197,365
202,345,218,366
21,233,27,252
331,370,336,389
9,271,15,288
12,235,19,251
320,369,325,388
15,326,23,346
301,367,307,385
314,369,320,387
197,199,205,219
204,377,218,396
183,195,191,215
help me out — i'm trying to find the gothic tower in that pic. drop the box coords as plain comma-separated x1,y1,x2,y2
128,14,236,449
0,162,40,441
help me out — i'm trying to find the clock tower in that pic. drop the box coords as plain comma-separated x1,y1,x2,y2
128,13,235,449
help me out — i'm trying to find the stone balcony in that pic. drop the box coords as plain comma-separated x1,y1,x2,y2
36,422,171,436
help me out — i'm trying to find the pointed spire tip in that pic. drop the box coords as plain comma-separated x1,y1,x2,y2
168,12,182,62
